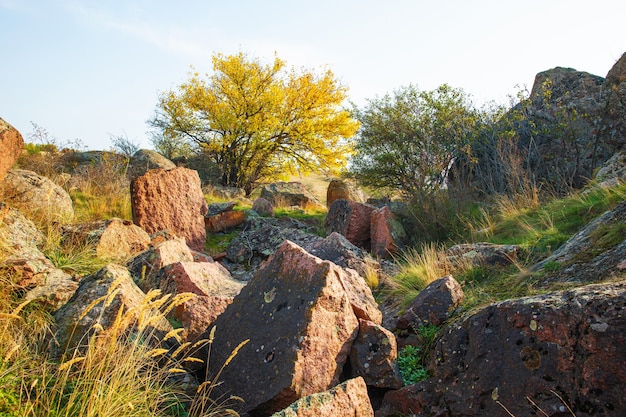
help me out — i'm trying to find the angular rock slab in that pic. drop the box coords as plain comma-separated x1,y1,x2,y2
131,167,208,252
350,319,403,389
270,377,373,417
202,240,360,416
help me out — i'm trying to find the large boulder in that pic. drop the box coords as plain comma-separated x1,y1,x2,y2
326,178,367,207
127,149,176,181
0,118,24,181
379,282,626,417
271,377,374,417
2,169,74,221
0,203,77,307
52,264,173,359
325,199,377,250
260,181,324,209
61,218,151,261
131,167,208,252
199,241,360,416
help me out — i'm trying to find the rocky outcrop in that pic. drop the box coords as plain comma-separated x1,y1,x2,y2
127,149,176,181
379,282,626,417
533,200,626,285
260,181,325,209
61,218,151,261
52,264,173,359
325,199,377,250
271,377,374,417
326,178,367,207
131,167,208,252
0,118,24,181
200,241,360,416
460,53,626,195
2,169,74,221
395,275,464,331
350,319,403,389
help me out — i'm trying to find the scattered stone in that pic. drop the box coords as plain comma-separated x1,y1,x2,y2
159,261,242,297
224,217,324,280
395,275,464,331
176,295,233,343
271,377,374,417
2,169,74,221
326,178,367,207
370,206,406,259
200,241,360,416
307,232,380,282
52,264,172,359
260,181,325,209
0,118,24,181
61,218,151,261
252,197,275,217
131,167,208,252
325,199,377,250
350,319,403,389
159,261,244,342
127,149,176,181
204,210,245,233
445,242,519,268
127,238,195,292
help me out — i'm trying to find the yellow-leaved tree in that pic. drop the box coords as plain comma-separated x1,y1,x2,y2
149,52,359,194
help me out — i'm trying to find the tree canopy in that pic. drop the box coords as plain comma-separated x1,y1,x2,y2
350,84,479,198
149,52,359,193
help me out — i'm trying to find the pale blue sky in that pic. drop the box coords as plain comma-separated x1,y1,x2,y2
1,0,624,150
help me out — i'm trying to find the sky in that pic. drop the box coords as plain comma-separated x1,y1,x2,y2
1,0,624,151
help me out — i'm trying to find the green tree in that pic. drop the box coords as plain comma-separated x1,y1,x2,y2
149,52,359,194
351,84,478,198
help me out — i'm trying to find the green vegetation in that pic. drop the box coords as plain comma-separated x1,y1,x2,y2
397,325,440,385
